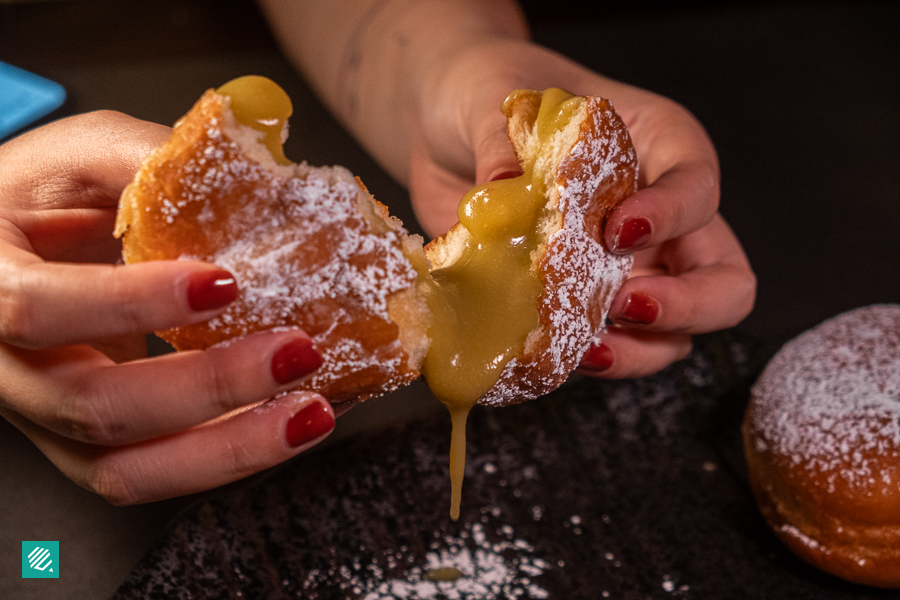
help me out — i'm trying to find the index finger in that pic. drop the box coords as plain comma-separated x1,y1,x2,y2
599,89,721,254
606,159,720,254
0,110,170,211
0,254,237,349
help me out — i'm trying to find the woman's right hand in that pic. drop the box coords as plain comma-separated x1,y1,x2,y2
406,37,755,378
0,112,335,505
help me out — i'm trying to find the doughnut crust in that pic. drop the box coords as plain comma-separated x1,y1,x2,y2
115,90,426,405
742,305,900,588
115,82,637,408
451,91,636,406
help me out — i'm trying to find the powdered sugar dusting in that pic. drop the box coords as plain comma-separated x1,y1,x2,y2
749,305,900,488
780,524,826,553
480,98,636,406
189,169,413,330
130,91,420,402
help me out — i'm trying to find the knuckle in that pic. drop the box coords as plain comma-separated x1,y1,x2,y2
691,152,721,207
707,173,722,211
0,271,39,347
78,110,134,132
199,350,244,415
739,271,758,320
58,377,129,446
104,268,148,333
721,266,758,329
676,336,694,362
86,458,138,506
670,284,700,335
224,439,266,480
0,296,33,346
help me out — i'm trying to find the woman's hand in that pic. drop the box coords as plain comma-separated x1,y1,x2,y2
261,0,755,377
408,38,755,377
0,112,335,505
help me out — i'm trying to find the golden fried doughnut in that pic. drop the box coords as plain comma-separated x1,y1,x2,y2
743,304,900,588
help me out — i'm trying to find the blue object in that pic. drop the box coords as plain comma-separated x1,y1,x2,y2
0,61,66,141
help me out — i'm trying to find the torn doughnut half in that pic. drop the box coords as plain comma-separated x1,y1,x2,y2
114,76,638,410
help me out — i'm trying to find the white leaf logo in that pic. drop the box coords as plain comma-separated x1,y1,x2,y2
27,546,54,572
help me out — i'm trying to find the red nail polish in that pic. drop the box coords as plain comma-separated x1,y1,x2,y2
618,292,659,325
187,269,238,312
614,218,652,252
490,170,522,181
285,401,334,448
271,339,323,385
581,343,614,372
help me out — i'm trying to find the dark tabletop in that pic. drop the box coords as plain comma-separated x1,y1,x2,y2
1,1,899,598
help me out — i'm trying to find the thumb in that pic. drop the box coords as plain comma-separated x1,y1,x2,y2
472,125,522,185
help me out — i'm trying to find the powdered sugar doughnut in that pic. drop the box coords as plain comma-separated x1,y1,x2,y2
742,304,900,587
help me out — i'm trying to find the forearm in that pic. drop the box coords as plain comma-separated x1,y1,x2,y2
258,0,529,183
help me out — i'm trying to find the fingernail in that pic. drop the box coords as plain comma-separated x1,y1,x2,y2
271,339,323,385
581,343,614,372
617,292,660,325
285,400,334,448
490,170,522,181
613,217,651,252
187,269,238,311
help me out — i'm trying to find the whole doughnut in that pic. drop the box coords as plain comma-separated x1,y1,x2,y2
743,304,900,587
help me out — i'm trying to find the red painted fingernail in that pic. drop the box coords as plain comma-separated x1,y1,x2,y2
490,170,522,181
271,339,323,385
614,217,651,252
285,400,334,448
187,269,238,311
618,292,660,325
581,343,614,372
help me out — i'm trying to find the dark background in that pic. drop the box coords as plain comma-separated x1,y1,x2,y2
1,1,898,598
